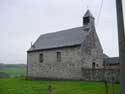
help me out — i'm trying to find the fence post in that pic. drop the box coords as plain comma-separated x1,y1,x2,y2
111,77,115,94
105,80,108,94
48,85,52,94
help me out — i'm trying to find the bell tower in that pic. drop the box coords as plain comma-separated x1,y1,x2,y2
83,10,95,31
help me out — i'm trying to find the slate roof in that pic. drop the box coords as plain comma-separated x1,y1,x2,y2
103,57,119,65
28,27,90,52
84,10,94,18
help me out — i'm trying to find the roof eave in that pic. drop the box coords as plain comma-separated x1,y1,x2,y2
27,44,81,53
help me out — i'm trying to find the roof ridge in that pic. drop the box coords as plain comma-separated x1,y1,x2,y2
40,26,83,36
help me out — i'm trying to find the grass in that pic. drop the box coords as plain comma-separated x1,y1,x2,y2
0,78,120,94
0,67,26,77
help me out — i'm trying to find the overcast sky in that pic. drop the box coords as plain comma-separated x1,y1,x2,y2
0,0,125,64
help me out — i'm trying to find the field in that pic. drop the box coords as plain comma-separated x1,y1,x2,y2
0,65,26,77
0,65,120,94
0,78,120,94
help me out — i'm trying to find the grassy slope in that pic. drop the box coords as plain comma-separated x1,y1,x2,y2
0,67,26,77
0,78,120,94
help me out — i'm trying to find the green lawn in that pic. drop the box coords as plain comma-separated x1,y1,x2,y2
0,67,26,77
0,78,120,94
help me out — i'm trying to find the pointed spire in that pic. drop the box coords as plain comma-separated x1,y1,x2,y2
84,10,94,18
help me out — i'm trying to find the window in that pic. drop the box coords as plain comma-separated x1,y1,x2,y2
92,62,95,69
39,53,43,62
83,16,90,25
57,52,61,62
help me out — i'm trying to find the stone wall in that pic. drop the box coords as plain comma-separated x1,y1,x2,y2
27,46,83,79
81,68,120,82
81,31,103,69
27,67,120,82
